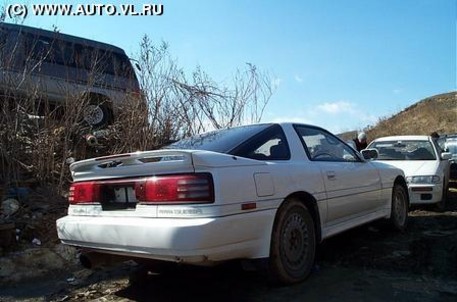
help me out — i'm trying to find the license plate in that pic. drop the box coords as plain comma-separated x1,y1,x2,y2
113,186,136,203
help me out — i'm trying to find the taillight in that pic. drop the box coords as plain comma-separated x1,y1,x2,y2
136,173,214,203
69,182,101,204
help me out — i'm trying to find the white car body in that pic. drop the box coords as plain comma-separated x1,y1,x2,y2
367,135,451,205
57,123,408,283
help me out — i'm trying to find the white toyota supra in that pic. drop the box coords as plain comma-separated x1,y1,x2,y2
57,123,409,284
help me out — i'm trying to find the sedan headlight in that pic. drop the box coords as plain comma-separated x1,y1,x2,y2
406,175,441,184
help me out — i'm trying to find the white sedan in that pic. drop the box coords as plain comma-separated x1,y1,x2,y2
365,135,452,210
57,123,409,284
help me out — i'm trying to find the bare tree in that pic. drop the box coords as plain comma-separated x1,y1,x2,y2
134,35,273,140
172,62,272,133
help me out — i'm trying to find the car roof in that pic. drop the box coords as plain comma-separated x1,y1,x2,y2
0,22,125,54
371,135,431,142
216,122,330,130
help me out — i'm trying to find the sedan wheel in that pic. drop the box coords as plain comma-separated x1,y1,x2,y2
390,184,408,231
269,199,316,284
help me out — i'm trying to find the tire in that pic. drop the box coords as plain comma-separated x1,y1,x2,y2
268,199,316,285
450,163,457,180
390,184,408,232
435,180,448,212
82,103,112,128
81,95,113,128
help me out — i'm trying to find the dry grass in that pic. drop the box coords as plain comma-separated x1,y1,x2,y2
340,91,457,143
366,91,457,140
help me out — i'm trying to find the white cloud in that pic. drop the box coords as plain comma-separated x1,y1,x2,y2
294,75,303,83
393,88,403,94
262,99,379,134
271,77,282,89
316,101,356,115
361,114,379,124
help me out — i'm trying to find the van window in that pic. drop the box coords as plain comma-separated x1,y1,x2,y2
21,32,135,79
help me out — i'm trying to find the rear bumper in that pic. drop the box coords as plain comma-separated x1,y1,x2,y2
56,210,275,265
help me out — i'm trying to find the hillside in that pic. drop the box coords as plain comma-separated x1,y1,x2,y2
339,91,457,142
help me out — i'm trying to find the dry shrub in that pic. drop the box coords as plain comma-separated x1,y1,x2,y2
1,35,274,196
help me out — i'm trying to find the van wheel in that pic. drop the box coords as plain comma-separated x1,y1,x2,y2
82,101,112,128
268,199,316,284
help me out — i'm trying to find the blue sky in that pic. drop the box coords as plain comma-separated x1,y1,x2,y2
6,0,456,133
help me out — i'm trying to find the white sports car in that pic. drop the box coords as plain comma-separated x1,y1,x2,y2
365,135,452,211
57,123,409,284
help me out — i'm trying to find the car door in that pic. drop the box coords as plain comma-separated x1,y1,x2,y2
294,125,382,225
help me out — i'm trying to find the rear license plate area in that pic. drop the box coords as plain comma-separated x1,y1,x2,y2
101,184,137,210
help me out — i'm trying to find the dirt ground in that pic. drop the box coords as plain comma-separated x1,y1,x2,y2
1,185,457,302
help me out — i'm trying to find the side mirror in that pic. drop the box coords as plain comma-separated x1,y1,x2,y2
441,152,452,160
361,148,378,160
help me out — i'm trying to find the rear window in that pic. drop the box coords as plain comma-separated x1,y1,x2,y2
164,124,273,154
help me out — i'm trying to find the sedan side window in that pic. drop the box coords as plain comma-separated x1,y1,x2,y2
232,124,290,160
294,125,360,162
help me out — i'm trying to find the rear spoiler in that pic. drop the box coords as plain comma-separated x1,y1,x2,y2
70,150,196,182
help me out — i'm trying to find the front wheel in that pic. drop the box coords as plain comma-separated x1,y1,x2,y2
268,199,316,284
390,184,408,232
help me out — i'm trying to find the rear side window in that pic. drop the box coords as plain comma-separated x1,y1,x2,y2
231,124,290,160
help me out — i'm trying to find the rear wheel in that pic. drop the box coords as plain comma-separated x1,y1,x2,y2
268,199,316,284
390,184,408,231
81,96,113,128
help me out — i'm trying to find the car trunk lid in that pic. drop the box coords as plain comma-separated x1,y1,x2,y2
70,150,196,182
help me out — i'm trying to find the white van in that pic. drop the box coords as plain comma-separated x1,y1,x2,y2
0,22,141,127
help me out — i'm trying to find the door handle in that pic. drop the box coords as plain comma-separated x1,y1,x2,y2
326,171,336,180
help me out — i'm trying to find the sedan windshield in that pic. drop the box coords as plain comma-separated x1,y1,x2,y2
369,140,436,160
